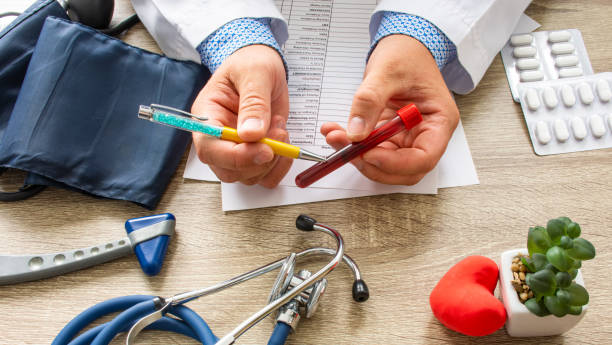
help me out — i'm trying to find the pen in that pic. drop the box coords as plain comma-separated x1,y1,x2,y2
295,104,423,188
138,104,326,162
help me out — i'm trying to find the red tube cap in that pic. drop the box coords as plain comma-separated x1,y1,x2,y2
396,104,423,130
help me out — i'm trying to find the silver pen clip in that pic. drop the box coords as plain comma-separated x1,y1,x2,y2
138,104,208,122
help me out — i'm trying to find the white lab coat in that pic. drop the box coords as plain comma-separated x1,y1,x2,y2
131,0,532,94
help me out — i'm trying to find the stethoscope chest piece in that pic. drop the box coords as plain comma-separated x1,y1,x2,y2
269,264,329,332
268,253,296,303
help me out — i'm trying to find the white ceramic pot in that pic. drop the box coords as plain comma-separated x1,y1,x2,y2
500,248,587,337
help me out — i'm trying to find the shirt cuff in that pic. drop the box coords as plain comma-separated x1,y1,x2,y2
197,17,286,74
370,12,457,70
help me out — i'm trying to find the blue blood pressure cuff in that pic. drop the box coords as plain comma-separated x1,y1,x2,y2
0,16,209,208
0,0,68,138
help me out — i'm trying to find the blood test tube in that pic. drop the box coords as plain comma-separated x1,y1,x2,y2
295,104,423,188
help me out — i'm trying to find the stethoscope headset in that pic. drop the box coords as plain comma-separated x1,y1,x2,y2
0,0,140,202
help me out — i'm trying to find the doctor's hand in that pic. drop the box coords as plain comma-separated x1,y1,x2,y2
321,34,460,185
191,44,291,187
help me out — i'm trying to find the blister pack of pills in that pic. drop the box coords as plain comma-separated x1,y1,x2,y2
518,72,612,155
501,29,594,102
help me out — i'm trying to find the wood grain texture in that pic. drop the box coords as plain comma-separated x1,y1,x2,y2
1,1,611,344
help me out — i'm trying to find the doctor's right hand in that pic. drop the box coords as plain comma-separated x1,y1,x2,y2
191,44,292,187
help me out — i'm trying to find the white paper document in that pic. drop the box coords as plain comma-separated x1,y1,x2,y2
183,0,480,211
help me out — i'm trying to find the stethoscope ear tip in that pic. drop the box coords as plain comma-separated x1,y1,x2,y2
296,214,317,231
352,279,369,302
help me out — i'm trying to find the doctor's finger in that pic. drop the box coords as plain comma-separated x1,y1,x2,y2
191,73,241,126
361,146,435,178
323,129,351,152
257,124,293,187
347,76,394,142
360,127,451,179
358,157,427,186
258,155,292,188
193,132,275,171
232,63,281,142
208,165,241,183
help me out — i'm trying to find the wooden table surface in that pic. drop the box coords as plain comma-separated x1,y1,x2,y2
1,1,611,344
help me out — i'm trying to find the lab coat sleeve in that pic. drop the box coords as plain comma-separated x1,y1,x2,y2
130,0,288,63
370,0,532,94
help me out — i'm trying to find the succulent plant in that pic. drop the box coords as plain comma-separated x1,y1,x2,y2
520,217,595,317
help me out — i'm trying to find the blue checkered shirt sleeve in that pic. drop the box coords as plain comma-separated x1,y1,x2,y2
197,18,285,73
371,12,457,69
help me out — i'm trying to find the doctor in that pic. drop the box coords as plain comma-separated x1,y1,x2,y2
131,0,532,187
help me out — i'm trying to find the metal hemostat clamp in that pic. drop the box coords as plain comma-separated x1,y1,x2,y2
0,213,175,285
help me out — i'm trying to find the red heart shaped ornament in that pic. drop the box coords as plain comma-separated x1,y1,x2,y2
429,255,506,336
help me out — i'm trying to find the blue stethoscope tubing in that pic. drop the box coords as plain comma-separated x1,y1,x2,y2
52,294,291,345
52,295,219,345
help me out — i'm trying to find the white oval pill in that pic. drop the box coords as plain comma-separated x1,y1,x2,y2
548,30,572,43
520,70,544,82
555,55,579,68
513,46,537,58
516,58,540,70
542,87,558,109
578,83,594,105
570,117,587,140
525,88,541,111
561,85,576,107
511,34,533,46
558,67,583,78
553,119,570,142
536,121,551,144
607,113,612,131
551,42,575,55
590,115,606,138
596,79,612,102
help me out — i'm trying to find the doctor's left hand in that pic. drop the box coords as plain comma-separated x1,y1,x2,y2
321,34,460,185
191,44,292,187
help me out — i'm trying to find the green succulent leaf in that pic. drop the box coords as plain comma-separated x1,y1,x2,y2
526,269,556,296
566,238,596,260
560,236,573,249
544,295,569,317
569,269,578,279
557,217,573,226
545,263,559,273
555,272,572,288
567,222,581,238
568,306,583,315
528,226,553,256
556,289,571,305
532,253,548,271
547,219,568,244
521,256,535,272
566,282,589,306
534,291,544,302
546,246,575,272
525,298,551,317
573,260,582,270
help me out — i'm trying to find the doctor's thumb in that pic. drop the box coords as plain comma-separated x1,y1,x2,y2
347,79,391,142
234,76,274,142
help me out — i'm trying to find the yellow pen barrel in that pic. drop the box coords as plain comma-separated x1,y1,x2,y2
221,127,300,159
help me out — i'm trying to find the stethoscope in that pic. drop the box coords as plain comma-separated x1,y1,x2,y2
52,215,369,345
